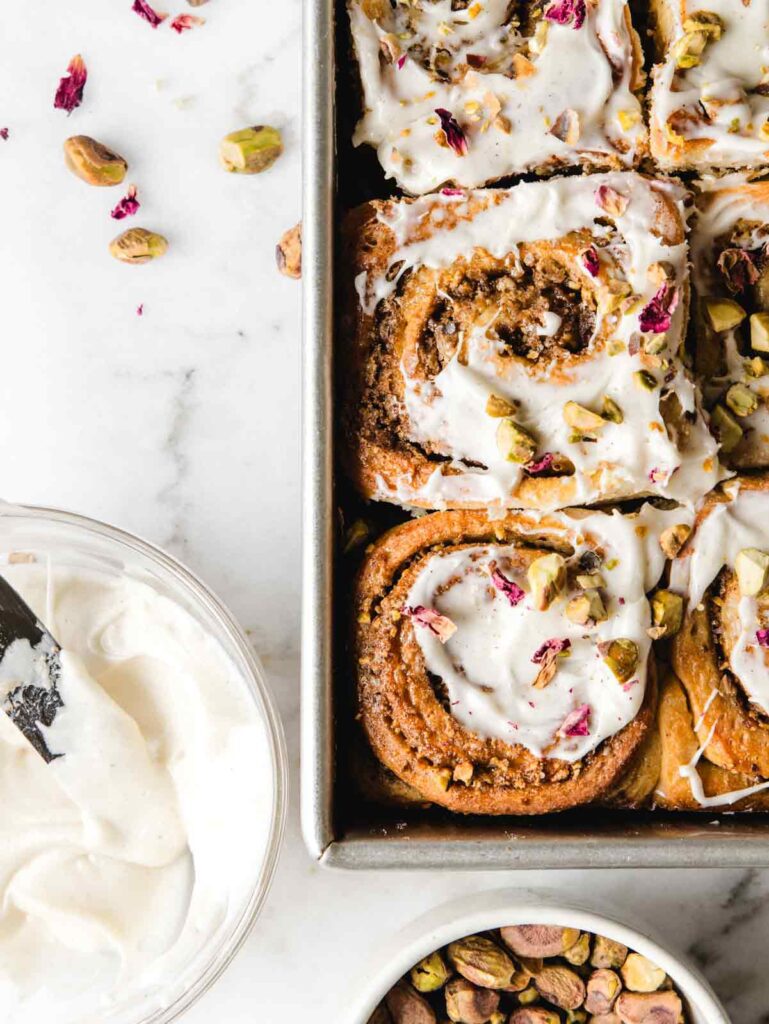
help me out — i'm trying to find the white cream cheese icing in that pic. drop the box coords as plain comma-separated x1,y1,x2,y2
405,505,682,761
671,485,769,716
650,0,769,170
358,172,723,511
0,562,273,1024
348,0,646,194
690,179,769,457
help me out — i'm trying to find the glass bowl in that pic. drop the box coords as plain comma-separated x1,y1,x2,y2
0,501,287,1024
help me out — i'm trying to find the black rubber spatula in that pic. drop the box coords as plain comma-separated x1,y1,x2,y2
0,574,63,762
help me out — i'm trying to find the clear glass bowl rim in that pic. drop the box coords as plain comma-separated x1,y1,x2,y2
0,500,289,1024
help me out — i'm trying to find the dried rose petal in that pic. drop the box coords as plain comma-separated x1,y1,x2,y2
54,55,88,113
110,185,140,221
435,108,468,157
170,13,205,32
594,185,628,217
757,628,769,647
532,637,571,664
397,54,407,70
545,0,586,29
406,605,457,643
0,128,8,141
648,467,666,484
467,54,487,68
490,568,525,607
132,0,168,27
639,282,679,334
441,187,464,197
582,247,600,277
558,704,591,737
136,304,144,317
717,247,760,294
525,452,555,476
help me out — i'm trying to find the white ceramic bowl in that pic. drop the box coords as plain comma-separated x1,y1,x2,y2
344,889,730,1024
0,503,288,1024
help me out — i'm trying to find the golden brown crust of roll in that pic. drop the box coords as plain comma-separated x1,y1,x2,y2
353,509,657,816
340,186,690,512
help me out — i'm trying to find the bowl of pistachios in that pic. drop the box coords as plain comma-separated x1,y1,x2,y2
347,890,729,1024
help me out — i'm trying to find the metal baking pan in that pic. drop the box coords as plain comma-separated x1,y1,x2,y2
300,0,769,868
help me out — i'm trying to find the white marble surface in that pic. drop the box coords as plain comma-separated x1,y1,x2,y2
1,2,768,1022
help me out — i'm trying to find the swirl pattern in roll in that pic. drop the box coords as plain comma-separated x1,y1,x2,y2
343,172,721,512
354,504,681,814
347,0,647,195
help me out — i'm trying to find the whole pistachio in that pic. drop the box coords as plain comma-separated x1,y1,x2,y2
446,977,500,1024
447,936,516,990
64,135,127,186
509,1009,560,1024
109,228,168,265
533,965,586,1011
585,970,622,1015
563,932,591,966
620,954,666,994
385,981,437,1024
411,951,451,993
501,925,581,960
220,125,283,174
615,990,681,1024
590,936,628,970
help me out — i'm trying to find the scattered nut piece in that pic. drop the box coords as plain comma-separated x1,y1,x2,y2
620,954,666,994
411,951,451,993
64,135,127,186
650,590,684,638
486,394,517,418
601,397,623,424
109,228,168,265
598,640,639,684
497,419,537,463
704,297,746,332
220,125,283,174
659,523,691,559
501,926,581,959
563,402,606,435
526,554,567,612
734,547,769,597
446,977,500,1024
448,936,516,990
750,311,769,352
276,221,302,279
566,590,607,627
710,403,743,453
725,381,758,418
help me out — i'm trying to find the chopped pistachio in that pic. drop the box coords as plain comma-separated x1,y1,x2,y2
563,401,605,434
705,297,746,332
745,355,769,378
486,393,517,418
220,125,283,174
497,418,537,463
710,403,744,453
734,547,769,596
566,590,607,626
598,638,639,684
634,370,657,391
725,381,759,418
527,553,567,611
576,572,606,590
659,523,691,559
673,29,709,68
651,590,684,638
342,518,371,554
682,10,724,37
621,953,667,993
750,312,769,352
601,396,624,424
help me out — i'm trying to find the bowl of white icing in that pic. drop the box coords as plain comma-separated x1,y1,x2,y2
0,503,287,1024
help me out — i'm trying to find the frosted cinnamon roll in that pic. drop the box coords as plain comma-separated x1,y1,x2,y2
668,475,769,807
347,0,647,195
690,179,769,467
649,1,769,172
342,173,721,513
354,504,681,815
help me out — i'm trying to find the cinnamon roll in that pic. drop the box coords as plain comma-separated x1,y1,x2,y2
649,1,769,172
353,504,680,815
342,172,721,512
690,179,769,468
667,475,769,807
347,0,647,195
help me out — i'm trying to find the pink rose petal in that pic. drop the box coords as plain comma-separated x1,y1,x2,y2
639,282,679,334
490,568,525,607
170,13,205,33
757,628,769,647
441,187,465,197
406,605,457,644
136,304,144,317
54,55,88,113
525,452,555,476
435,108,468,156
132,0,168,28
594,184,628,217
558,703,591,737
582,247,600,277
532,637,571,664
0,128,9,141
110,184,140,221
397,54,407,70
545,0,586,30
717,247,759,294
